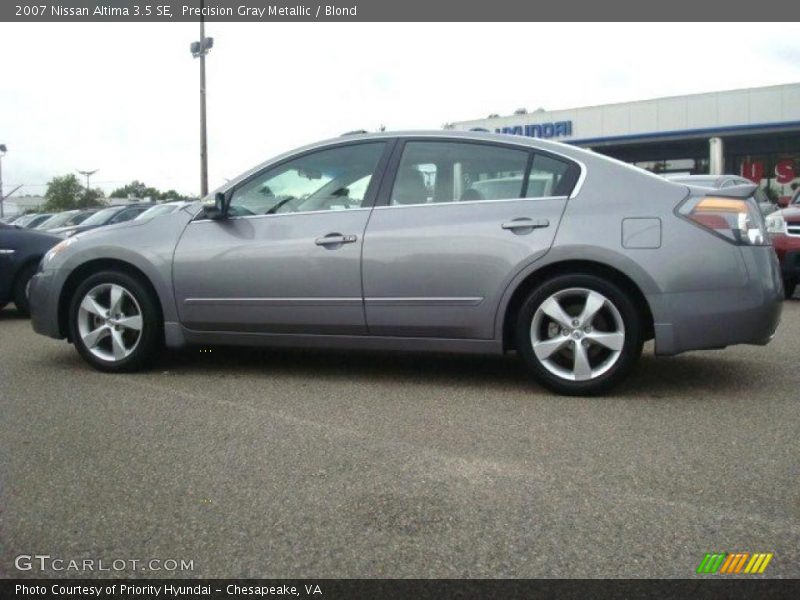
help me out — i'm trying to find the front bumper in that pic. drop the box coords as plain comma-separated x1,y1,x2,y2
29,269,64,339
651,245,783,355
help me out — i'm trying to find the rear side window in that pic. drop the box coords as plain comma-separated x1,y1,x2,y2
527,154,577,198
390,141,529,205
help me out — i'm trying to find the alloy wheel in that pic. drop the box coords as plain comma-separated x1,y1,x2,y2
77,283,143,362
530,287,625,382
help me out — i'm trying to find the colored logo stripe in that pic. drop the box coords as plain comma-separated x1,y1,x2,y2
744,553,773,574
696,552,773,574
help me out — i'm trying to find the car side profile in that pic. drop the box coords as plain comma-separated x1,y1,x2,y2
29,132,783,395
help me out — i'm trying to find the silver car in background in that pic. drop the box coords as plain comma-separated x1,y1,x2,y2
29,131,783,395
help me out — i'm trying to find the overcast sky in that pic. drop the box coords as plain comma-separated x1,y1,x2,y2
1,22,799,198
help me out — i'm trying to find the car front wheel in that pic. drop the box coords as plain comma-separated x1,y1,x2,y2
68,270,162,372
515,274,644,396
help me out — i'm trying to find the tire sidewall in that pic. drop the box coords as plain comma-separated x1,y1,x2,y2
68,270,161,372
13,262,37,316
515,273,644,396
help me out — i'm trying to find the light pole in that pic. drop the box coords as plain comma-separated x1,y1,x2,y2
190,0,214,197
0,144,6,218
77,169,98,192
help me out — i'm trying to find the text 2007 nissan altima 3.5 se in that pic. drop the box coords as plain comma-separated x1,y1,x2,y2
28,131,783,395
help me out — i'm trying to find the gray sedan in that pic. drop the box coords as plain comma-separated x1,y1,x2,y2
29,131,783,395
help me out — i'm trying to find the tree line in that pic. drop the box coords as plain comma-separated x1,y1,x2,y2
44,174,190,212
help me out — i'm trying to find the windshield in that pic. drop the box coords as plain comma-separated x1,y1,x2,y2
135,204,179,220
79,206,120,226
35,211,76,229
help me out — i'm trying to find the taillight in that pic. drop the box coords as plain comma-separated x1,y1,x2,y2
678,196,767,246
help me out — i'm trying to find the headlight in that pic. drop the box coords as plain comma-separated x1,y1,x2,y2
43,237,77,264
765,214,786,234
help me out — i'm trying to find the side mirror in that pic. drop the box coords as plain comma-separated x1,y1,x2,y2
203,192,229,220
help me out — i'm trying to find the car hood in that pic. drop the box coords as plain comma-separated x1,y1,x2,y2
775,206,800,223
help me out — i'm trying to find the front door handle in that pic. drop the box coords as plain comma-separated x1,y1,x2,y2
315,233,358,247
501,218,550,232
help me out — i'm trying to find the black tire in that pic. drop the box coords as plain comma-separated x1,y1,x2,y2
12,262,38,317
515,273,644,396
68,270,162,372
784,279,797,300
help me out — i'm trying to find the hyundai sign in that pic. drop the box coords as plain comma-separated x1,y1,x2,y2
471,120,573,139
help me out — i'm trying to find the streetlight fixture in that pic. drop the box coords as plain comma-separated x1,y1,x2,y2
77,169,99,192
0,144,7,218
190,0,214,197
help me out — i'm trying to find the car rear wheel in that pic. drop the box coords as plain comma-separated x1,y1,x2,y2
68,270,162,372
515,274,644,396
12,262,38,317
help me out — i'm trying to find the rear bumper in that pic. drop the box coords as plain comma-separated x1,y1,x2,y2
29,269,64,339
650,245,783,355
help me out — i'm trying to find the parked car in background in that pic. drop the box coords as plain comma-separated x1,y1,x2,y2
665,174,778,216
766,206,800,299
29,132,783,395
34,210,81,231
35,209,99,231
12,213,54,229
0,222,61,315
134,200,195,221
0,215,19,224
49,203,152,237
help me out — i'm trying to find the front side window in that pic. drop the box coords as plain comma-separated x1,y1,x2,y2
390,141,529,205
229,142,386,217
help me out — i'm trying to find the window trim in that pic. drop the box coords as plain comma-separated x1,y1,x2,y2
196,139,396,222
374,137,582,208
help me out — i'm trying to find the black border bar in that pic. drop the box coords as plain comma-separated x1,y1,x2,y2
3,579,800,599
4,0,800,22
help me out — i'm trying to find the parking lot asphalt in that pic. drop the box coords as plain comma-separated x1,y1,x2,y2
1,299,799,579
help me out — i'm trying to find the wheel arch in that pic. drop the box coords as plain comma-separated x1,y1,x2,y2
58,258,164,340
499,258,656,351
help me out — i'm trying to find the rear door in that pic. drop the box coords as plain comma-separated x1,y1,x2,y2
361,138,580,339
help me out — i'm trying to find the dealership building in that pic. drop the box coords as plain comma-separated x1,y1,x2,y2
451,82,800,203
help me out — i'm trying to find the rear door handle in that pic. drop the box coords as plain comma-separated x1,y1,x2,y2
315,233,358,247
501,218,550,231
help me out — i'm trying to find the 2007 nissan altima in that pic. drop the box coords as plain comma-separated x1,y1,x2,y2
28,131,783,395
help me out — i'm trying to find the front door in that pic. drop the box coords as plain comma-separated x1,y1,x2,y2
173,141,389,335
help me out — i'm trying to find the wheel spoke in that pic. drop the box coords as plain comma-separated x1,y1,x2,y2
109,285,124,314
80,295,106,318
540,296,573,328
110,328,128,360
587,330,625,351
117,315,142,331
533,336,568,360
82,324,109,348
578,291,606,327
573,342,593,381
